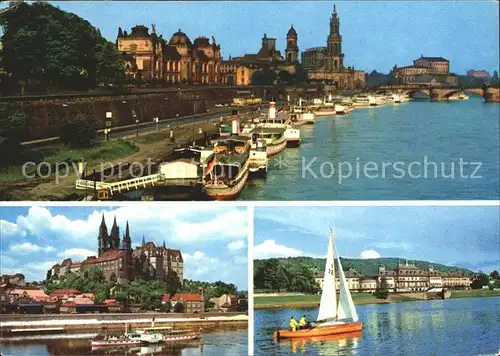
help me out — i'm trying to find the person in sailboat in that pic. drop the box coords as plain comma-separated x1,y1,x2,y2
298,315,311,330
289,316,299,331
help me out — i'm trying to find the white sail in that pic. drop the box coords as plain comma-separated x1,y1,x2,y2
335,246,359,322
316,230,337,322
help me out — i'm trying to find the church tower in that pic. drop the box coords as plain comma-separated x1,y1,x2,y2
98,214,109,256
123,221,132,251
326,4,344,71
285,25,298,63
110,216,120,249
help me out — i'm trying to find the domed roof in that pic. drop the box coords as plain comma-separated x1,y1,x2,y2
287,25,297,37
169,29,192,46
193,36,210,47
129,25,150,38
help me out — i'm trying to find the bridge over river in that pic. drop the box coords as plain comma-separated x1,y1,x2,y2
377,84,500,102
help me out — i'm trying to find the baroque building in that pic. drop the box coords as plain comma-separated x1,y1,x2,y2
49,216,183,284
391,55,457,86
117,25,221,84
313,261,472,293
220,26,298,86
301,5,365,89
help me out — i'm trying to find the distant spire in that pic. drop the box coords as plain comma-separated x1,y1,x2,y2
333,4,336,13
162,240,166,249
142,235,145,246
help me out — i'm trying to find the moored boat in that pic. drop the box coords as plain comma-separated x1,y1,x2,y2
314,109,337,117
204,137,250,200
246,127,287,157
274,230,363,340
249,134,268,175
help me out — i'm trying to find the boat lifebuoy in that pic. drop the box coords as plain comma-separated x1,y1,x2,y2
217,181,224,186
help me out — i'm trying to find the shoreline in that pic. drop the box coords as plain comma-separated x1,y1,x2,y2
254,290,500,310
0,313,248,336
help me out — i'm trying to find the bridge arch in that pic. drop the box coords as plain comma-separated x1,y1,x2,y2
405,89,431,99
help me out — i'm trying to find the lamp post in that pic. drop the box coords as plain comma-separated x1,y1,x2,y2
154,117,159,131
105,111,113,142
132,109,138,137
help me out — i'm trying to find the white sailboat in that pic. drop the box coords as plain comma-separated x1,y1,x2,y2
274,230,363,340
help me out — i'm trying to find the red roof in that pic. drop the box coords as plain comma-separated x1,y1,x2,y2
162,293,202,303
83,250,123,265
167,249,183,262
50,289,81,296
104,299,118,305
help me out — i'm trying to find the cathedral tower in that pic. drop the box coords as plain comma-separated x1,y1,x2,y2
98,214,109,256
123,221,132,251
110,216,120,249
285,25,298,63
326,4,344,71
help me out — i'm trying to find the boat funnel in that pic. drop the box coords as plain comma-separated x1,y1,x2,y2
231,110,239,135
269,101,276,119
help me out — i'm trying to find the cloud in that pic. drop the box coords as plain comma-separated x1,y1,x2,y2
8,243,55,254
254,239,322,259
0,219,26,238
57,248,96,261
1,206,249,287
360,249,381,259
227,240,246,252
172,209,248,243
183,251,222,281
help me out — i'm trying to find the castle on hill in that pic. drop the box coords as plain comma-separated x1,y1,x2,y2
49,215,183,283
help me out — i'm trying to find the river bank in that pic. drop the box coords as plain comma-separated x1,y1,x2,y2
254,289,500,309
0,108,259,200
0,312,248,336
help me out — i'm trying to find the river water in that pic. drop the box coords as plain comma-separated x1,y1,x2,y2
254,297,500,355
0,328,248,356
240,97,500,200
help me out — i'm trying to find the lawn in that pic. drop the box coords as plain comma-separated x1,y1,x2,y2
450,289,500,299
0,140,138,182
254,293,386,309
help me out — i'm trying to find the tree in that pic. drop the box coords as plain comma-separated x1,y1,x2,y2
0,105,28,164
254,258,288,292
0,2,125,92
292,64,309,85
374,277,389,299
160,301,171,313
59,113,97,148
490,270,499,280
251,68,277,86
173,302,185,313
166,270,181,298
470,272,489,289
278,70,293,85
95,41,125,86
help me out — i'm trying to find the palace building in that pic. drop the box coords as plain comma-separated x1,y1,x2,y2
313,261,472,293
49,216,183,284
220,26,299,86
391,55,457,86
301,5,365,89
117,25,221,84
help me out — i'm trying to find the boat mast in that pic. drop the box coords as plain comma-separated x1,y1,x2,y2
331,229,339,321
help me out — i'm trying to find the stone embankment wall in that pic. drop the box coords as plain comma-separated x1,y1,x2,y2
1,87,268,141
0,312,248,334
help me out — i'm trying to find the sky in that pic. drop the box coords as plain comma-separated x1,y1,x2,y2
254,205,500,273
0,205,249,290
14,1,495,75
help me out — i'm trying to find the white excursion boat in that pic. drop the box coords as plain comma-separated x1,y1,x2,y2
274,230,363,340
352,95,371,107
249,135,268,174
